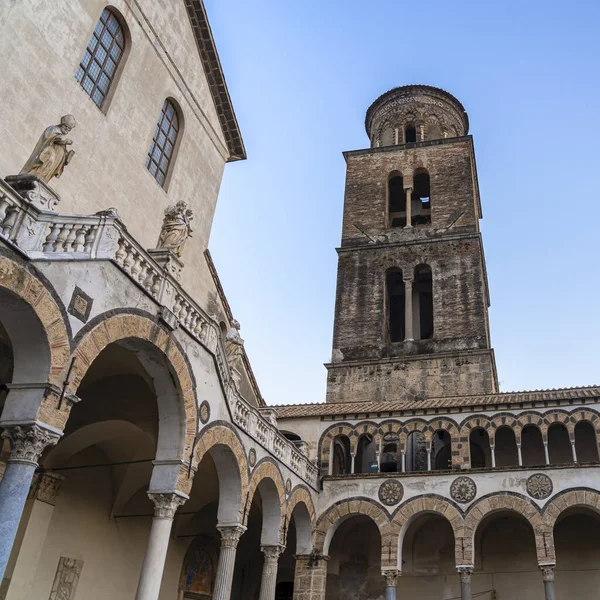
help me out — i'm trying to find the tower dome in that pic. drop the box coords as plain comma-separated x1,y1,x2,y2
365,84,469,148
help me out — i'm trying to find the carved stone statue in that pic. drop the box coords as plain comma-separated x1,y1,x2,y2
225,319,244,373
21,115,76,183
156,201,194,257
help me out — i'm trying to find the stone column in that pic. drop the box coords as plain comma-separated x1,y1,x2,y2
213,524,246,600
259,545,285,600
404,277,414,341
135,492,187,600
350,453,356,474
457,567,473,600
376,452,381,472
0,424,60,581
517,443,523,467
427,447,432,471
404,188,413,228
571,440,578,463
292,554,328,600
490,445,496,468
401,452,406,472
540,565,556,600
382,570,399,600
543,442,550,465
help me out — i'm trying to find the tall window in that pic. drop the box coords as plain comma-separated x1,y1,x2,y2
414,264,433,339
388,174,406,228
411,170,431,226
76,8,126,109
386,268,405,342
405,125,417,143
146,99,181,187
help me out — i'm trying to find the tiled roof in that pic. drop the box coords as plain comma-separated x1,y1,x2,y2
272,385,600,418
184,0,246,161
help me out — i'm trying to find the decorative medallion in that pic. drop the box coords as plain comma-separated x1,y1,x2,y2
378,479,404,506
286,478,292,494
526,473,553,500
199,401,210,424
450,476,477,504
248,448,257,468
68,285,93,323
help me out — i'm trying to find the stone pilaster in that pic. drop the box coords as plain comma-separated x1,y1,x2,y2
213,524,246,600
293,553,329,600
0,423,60,581
540,565,556,600
457,566,473,600
259,545,285,600
382,570,399,600
134,492,187,600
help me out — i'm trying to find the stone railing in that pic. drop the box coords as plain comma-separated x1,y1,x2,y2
0,176,318,489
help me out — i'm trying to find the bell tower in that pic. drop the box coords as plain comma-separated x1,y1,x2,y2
326,85,498,403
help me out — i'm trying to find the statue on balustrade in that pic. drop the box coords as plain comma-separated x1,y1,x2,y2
156,200,194,257
20,115,76,183
225,319,244,380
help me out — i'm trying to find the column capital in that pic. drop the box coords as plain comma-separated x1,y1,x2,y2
540,564,555,582
147,491,187,519
28,470,66,506
2,423,60,465
217,523,247,548
261,544,285,563
457,566,474,583
382,569,399,587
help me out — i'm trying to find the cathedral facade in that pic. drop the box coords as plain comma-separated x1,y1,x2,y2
0,3,598,600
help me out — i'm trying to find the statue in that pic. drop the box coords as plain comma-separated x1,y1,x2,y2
156,201,194,258
224,319,244,375
21,115,76,183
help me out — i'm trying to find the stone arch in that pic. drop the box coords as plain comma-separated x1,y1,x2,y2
459,415,493,466
194,421,249,522
400,418,429,449
543,488,600,531
0,253,71,427
314,497,393,566
392,495,465,568
245,458,286,544
350,420,380,453
318,422,354,476
464,493,547,565
287,485,316,554
68,310,198,466
541,409,574,438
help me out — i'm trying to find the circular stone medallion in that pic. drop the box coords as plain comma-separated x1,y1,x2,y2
450,476,477,504
199,401,210,424
378,479,404,506
526,473,553,500
248,448,257,468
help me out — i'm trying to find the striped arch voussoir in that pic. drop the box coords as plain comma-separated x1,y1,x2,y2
245,459,286,529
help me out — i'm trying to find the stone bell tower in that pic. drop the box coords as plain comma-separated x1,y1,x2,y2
326,85,498,403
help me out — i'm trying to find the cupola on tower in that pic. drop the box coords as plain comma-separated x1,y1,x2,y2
327,85,498,403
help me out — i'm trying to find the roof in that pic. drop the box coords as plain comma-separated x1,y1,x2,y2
272,385,600,418
184,0,246,161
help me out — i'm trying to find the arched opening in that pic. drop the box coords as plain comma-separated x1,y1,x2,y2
413,264,433,340
380,432,400,473
469,428,492,468
575,421,599,463
432,430,452,470
326,515,382,599
388,174,406,228
494,426,519,467
521,425,545,467
381,127,394,147
411,170,431,226
406,431,427,472
355,434,377,474
428,123,441,140
386,268,405,343
398,514,456,597
554,507,600,595
548,423,572,465
405,125,417,143
332,435,351,475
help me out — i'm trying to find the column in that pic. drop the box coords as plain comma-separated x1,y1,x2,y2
213,524,246,600
135,491,187,600
540,565,556,600
404,277,414,341
401,452,406,472
259,545,285,600
376,452,381,472
517,443,523,467
571,440,578,463
457,567,473,600
490,445,496,468
350,453,356,474
0,424,60,581
382,570,399,600
292,553,328,600
404,187,413,228
544,442,550,465
427,447,432,471
394,128,399,145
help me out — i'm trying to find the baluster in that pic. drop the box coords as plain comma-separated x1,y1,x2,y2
143,266,155,290
151,275,161,298
74,225,88,252
64,224,78,252
173,295,182,319
115,238,127,264
123,247,135,271
1,207,19,238
194,316,204,337
43,223,61,252
84,225,97,253
54,224,70,252
130,253,142,279
0,196,10,225
186,308,196,329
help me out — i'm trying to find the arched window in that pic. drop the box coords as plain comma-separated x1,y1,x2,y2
355,434,377,474
146,99,181,187
405,125,417,143
548,423,571,465
381,127,394,147
386,268,405,343
494,426,519,467
469,428,492,468
521,425,545,466
388,174,406,228
575,421,599,463
432,430,451,470
76,8,127,109
406,431,427,472
332,435,351,475
380,433,400,473
411,170,431,226
413,265,433,340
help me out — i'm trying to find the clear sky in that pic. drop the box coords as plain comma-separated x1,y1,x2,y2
205,0,600,406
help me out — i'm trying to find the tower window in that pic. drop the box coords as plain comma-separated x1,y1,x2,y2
411,170,431,226
76,8,127,110
146,99,181,188
414,265,433,339
388,175,406,228
386,268,405,342
405,125,417,143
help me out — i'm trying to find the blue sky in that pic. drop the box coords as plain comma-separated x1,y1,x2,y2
205,0,600,406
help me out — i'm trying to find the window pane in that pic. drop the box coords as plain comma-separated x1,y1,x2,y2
109,43,122,61
165,102,174,119
98,73,110,94
92,89,104,107
168,126,177,143
104,58,116,77
107,15,118,34
95,44,107,64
